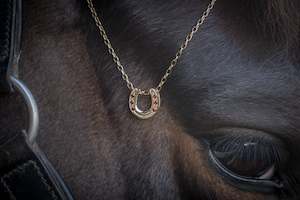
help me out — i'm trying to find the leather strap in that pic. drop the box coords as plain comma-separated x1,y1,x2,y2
0,133,74,200
0,0,74,199
0,0,12,92
0,0,21,93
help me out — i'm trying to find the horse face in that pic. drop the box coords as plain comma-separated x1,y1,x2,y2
16,0,300,199
90,0,300,199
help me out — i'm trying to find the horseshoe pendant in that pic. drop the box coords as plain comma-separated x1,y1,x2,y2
129,88,161,119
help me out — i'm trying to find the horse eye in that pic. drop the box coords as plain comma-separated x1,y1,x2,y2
212,141,275,178
207,134,288,193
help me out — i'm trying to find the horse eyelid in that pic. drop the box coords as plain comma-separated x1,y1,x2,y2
208,148,284,193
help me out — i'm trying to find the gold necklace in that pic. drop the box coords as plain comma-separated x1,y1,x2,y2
87,0,217,119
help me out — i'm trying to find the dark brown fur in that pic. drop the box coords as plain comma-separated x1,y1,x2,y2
2,0,300,199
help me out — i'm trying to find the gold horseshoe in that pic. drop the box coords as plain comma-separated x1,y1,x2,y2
129,88,160,119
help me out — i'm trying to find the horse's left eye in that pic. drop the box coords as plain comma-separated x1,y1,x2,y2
211,142,275,178
207,133,288,193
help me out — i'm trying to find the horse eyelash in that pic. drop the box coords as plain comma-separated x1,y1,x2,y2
211,134,286,166
210,134,300,196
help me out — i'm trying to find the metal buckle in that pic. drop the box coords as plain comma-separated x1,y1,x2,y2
9,76,39,144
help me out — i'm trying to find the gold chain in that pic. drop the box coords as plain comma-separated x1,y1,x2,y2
87,0,217,95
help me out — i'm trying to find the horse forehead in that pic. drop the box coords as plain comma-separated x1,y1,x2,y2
174,49,299,100
163,19,300,135
167,49,300,138
99,0,300,131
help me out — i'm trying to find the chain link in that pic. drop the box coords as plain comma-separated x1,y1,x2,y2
87,0,217,94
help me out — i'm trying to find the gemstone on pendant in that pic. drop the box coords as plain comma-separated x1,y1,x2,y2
129,88,161,119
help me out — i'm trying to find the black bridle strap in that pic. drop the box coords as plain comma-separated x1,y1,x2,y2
0,0,21,93
0,1,74,199
0,0,12,92
0,132,74,200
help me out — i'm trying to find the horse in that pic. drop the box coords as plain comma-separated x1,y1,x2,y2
1,0,300,199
